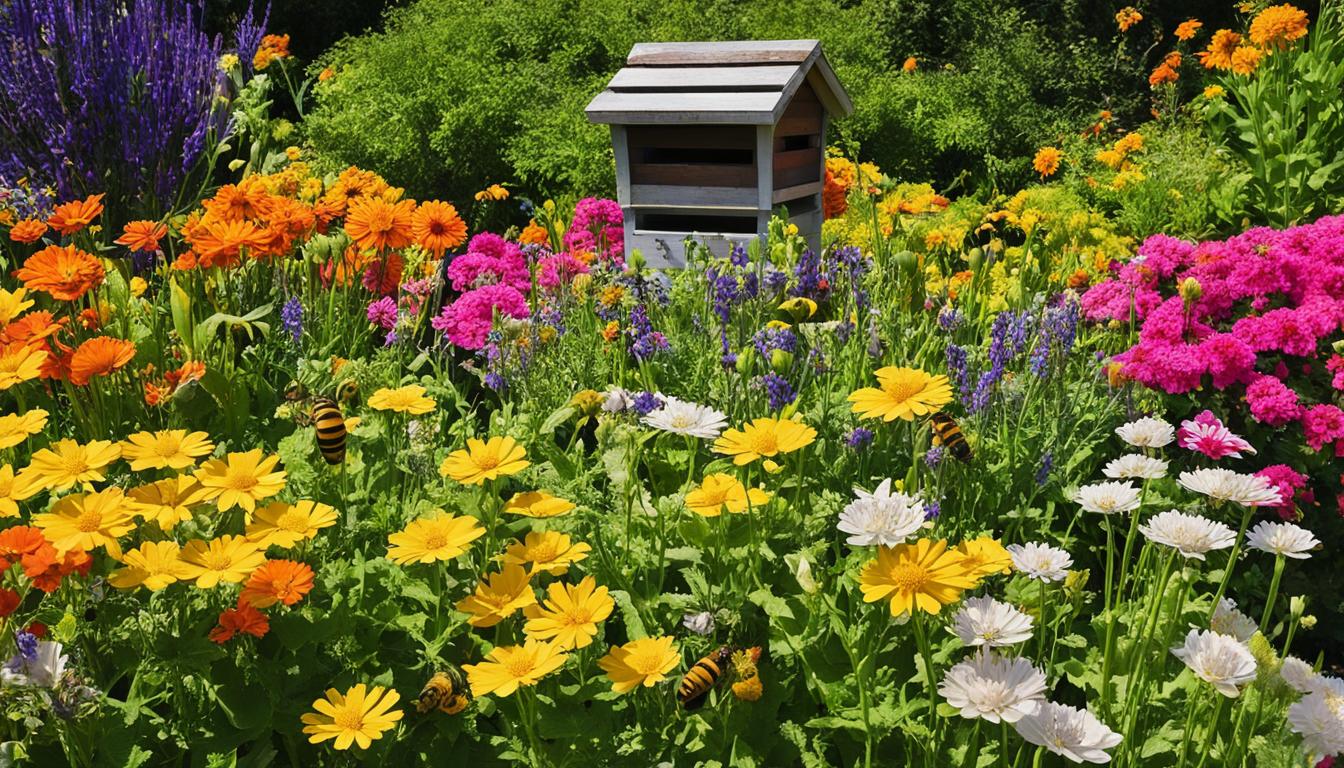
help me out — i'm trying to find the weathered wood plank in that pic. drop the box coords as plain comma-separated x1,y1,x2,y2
627,125,756,150
773,147,822,189
609,65,795,91
629,162,756,187
629,184,758,208
626,40,818,66
586,90,782,124
771,181,823,205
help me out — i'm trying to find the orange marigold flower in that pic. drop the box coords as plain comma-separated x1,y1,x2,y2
822,168,848,219
209,598,271,643
1249,4,1309,50
518,221,549,246
1149,62,1179,87
1032,147,1062,178
2,311,65,346
8,219,47,244
1163,51,1182,68
172,251,199,271
363,253,403,296
474,184,509,202
240,559,314,608
1115,7,1142,32
253,33,291,71
411,201,467,257
76,307,101,331
115,221,168,253
318,67,335,82
45,194,104,236
204,181,271,222
68,336,136,386
345,197,415,252
188,217,268,268
902,56,917,72
1175,19,1203,40
1199,30,1243,69
14,244,105,301
1231,45,1264,74
0,525,47,571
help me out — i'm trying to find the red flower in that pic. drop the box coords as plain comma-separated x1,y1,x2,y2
0,588,19,618
209,598,270,643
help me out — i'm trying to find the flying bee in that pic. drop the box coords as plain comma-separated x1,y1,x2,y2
414,666,471,715
310,397,347,465
929,413,972,462
678,645,734,710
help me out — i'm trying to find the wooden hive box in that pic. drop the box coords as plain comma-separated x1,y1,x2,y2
586,40,853,267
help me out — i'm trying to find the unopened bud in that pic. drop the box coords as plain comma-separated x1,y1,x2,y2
1179,277,1202,304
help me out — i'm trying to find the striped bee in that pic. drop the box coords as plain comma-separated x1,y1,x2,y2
310,397,347,465
678,645,734,710
929,413,971,462
413,667,471,715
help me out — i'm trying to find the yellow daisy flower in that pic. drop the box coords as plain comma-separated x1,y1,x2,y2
367,384,436,415
711,416,816,466
128,475,212,530
522,576,614,650
463,639,569,698
503,490,576,518
108,541,194,591
25,438,122,491
0,464,42,517
247,500,340,549
120,429,214,471
31,487,138,557
858,538,978,616
195,449,287,516
956,536,1013,579
301,684,403,750
386,511,484,565
439,436,529,485
501,531,591,576
0,409,48,450
0,287,34,325
848,366,953,422
178,535,267,588
455,564,536,627
0,343,46,391
597,636,681,694
684,473,771,517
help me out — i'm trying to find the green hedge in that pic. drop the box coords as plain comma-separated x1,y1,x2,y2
302,0,1225,205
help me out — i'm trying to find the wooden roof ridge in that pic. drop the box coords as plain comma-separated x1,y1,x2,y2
585,39,853,125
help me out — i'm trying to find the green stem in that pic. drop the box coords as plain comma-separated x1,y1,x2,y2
1208,505,1253,623
1259,555,1285,633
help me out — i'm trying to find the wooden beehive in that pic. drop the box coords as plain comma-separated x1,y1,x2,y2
586,40,853,267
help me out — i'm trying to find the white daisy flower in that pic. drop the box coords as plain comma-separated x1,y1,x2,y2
1287,684,1344,758
1279,656,1319,694
1138,510,1236,560
938,650,1047,724
1102,454,1168,480
681,611,714,636
1171,629,1257,698
1177,468,1282,507
1210,598,1257,643
640,395,728,439
836,478,926,548
1006,542,1073,583
0,641,67,689
601,387,634,413
1245,520,1320,560
1014,700,1122,763
949,595,1035,648
1115,416,1175,448
1073,481,1142,515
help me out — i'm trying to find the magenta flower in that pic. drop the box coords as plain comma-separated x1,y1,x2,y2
537,253,590,289
1245,375,1303,426
1177,411,1257,460
1301,404,1344,452
563,197,624,266
431,284,529,350
1255,464,1307,521
366,296,398,330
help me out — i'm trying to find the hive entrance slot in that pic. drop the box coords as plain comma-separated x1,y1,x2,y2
639,147,754,165
636,212,758,234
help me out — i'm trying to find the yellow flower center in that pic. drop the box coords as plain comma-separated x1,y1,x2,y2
529,542,559,562
627,649,667,675
561,607,593,625
504,654,536,679
423,532,449,550
881,376,923,403
61,453,90,477
888,562,931,593
747,432,778,455
474,452,501,471
225,470,258,492
75,508,103,532
152,434,183,457
277,510,309,533
332,706,365,732
202,550,234,570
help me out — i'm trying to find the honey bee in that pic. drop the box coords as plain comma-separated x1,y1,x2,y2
413,666,471,715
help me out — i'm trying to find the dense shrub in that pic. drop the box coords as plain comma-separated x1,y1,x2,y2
305,0,1238,206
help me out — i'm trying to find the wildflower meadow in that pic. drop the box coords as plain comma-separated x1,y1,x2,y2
0,0,1342,766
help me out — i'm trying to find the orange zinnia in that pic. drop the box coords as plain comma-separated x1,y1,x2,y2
1149,62,1179,87
411,200,467,257
1230,45,1264,75
8,219,47,244
209,598,270,643
46,194,105,236
1199,30,1242,69
204,181,272,222
2,311,65,346
344,197,415,252
115,221,168,252
68,336,136,385
188,217,268,268
1175,19,1203,41
240,559,314,608
14,244,105,301
0,525,47,570
1249,4,1309,50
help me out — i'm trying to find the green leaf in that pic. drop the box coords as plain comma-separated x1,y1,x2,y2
610,590,647,640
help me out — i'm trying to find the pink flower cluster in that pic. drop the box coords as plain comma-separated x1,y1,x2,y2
1085,215,1344,453
447,233,529,293
537,252,590,289
563,197,624,266
1255,464,1311,521
431,283,529,350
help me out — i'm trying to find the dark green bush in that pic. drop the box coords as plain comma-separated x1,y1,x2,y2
302,0,1237,205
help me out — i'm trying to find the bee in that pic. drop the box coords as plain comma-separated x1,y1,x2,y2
413,666,471,715
283,380,306,401
929,413,971,462
310,397,347,465
678,645,734,710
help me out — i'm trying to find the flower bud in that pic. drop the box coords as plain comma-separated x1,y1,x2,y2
770,349,793,373
894,250,917,274
1179,277,1202,304
793,556,817,594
